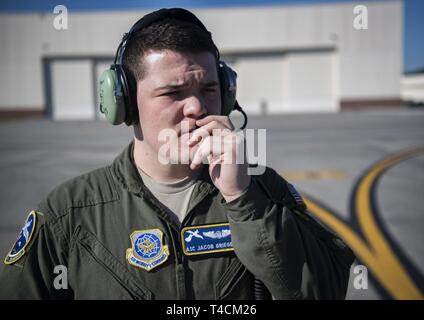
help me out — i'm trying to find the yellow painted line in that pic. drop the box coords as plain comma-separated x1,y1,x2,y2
355,147,424,299
281,170,347,181
294,147,424,300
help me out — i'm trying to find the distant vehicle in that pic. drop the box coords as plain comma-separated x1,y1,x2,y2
402,69,424,105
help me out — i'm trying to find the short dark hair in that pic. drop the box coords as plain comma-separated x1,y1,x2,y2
123,18,218,81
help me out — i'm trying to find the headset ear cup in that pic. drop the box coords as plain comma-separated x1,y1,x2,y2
219,61,237,116
99,68,126,125
121,66,139,125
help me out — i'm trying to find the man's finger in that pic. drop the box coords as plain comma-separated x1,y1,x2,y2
196,115,234,130
190,134,242,170
187,121,231,147
190,136,226,170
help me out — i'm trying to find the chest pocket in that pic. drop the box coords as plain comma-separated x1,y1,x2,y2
70,227,152,300
215,258,255,300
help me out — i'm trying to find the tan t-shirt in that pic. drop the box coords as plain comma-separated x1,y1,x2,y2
137,168,199,224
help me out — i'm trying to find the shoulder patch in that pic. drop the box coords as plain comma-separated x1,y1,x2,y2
287,183,305,207
4,210,39,265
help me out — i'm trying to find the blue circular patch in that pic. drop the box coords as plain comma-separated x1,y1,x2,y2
134,233,161,259
9,211,36,258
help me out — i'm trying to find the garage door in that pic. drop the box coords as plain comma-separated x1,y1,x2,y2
227,50,339,114
50,60,95,120
228,55,285,115
283,51,339,112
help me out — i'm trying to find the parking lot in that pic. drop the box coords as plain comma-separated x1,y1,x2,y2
1,109,423,299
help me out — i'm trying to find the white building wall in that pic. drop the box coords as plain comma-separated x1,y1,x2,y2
0,14,44,109
0,0,403,116
336,2,403,99
198,1,402,100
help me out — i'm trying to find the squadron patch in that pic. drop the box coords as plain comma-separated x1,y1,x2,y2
4,210,37,265
126,229,169,271
181,223,234,256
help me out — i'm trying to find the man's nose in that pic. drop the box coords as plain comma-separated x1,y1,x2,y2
183,95,207,119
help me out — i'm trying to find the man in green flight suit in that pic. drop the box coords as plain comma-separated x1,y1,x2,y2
0,8,354,300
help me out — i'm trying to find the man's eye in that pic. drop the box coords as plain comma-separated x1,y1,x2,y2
161,91,179,96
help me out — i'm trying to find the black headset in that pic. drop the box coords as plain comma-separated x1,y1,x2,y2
99,8,247,128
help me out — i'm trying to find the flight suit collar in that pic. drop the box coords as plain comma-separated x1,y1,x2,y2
111,141,143,195
111,141,218,224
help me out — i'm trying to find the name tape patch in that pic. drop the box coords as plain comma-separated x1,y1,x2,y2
181,223,234,256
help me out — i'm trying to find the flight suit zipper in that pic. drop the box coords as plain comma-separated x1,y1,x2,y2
141,187,189,299
139,175,217,299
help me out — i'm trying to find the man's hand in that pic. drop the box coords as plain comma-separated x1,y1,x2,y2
188,115,251,202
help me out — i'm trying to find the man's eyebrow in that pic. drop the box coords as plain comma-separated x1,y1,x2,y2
155,83,186,91
155,81,219,91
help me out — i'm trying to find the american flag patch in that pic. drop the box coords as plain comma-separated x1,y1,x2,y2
287,183,304,206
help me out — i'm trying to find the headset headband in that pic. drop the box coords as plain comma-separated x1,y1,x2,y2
101,7,246,128
115,8,220,65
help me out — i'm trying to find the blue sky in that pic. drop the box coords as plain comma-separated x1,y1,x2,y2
0,0,422,72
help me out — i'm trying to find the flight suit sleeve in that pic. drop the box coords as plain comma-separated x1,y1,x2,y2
222,169,355,300
0,207,72,299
